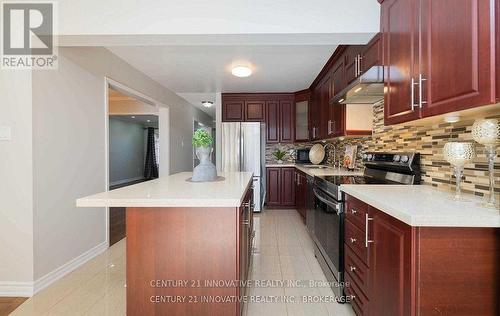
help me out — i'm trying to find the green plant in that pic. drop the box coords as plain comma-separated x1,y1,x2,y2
192,129,213,147
273,148,286,161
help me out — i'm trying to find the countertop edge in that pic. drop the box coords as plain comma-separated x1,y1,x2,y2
340,185,500,228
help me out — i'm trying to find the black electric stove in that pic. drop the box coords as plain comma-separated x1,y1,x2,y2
310,152,420,301
315,152,421,201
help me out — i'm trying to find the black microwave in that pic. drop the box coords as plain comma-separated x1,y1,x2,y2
296,148,311,163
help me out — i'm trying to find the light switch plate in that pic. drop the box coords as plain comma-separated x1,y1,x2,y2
0,126,12,141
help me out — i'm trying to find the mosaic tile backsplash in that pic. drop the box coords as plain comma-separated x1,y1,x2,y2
266,102,500,198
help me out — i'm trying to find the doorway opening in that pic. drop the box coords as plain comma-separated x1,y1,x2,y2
105,79,169,246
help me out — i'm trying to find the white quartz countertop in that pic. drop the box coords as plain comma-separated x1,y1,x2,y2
77,172,253,208
340,185,500,227
266,163,363,177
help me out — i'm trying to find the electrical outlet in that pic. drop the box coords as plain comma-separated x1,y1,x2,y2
0,126,11,141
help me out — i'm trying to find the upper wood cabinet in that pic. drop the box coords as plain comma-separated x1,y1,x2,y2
279,99,294,142
265,95,295,143
361,33,382,73
294,90,310,142
222,100,245,121
244,100,265,121
381,0,420,125
266,100,280,143
381,0,497,125
344,45,365,85
222,95,265,122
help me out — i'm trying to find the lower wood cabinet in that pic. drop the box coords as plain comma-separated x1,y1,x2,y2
295,170,307,218
238,186,254,315
266,167,296,207
345,194,499,316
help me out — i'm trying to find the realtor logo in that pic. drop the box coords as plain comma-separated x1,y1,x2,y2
1,1,58,69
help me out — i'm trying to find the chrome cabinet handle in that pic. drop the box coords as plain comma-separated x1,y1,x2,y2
350,237,357,243
351,209,357,214
243,220,250,225
354,56,358,77
419,73,427,108
350,266,357,272
358,54,363,76
365,214,374,248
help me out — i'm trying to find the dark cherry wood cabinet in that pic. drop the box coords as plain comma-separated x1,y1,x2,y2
381,0,420,125
344,45,365,85
381,0,497,125
294,89,311,142
266,167,296,207
344,194,499,316
244,100,265,121
279,99,294,143
295,170,307,219
266,167,281,206
238,187,253,315
222,93,294,143
265,100,280,143
222,100,245,122
419,0,496,117
361,33,382,73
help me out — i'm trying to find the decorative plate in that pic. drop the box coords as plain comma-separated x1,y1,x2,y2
309,144,325,165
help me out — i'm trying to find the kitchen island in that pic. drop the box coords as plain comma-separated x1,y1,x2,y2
77,172,254,316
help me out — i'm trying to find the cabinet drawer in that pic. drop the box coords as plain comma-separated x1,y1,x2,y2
345,197,368,232
345,273,369,316
345,245,369,296
345,219,368,265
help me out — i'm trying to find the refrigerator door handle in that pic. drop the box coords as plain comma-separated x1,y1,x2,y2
239,124,243,171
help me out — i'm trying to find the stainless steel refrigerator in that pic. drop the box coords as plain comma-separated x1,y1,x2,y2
221,122,265,212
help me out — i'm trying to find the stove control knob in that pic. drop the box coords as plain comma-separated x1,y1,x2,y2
362,154,368,160
393,155,400,162
367,154,373,160
400,155,409,163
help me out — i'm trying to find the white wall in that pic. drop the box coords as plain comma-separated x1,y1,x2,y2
0,46,215,289
0,71,34,294
108,118,146,185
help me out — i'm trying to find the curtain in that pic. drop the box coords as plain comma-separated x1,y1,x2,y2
144,127,159,179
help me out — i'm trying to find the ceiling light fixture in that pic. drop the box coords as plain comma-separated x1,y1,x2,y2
201,101,214,108
232,66,252,77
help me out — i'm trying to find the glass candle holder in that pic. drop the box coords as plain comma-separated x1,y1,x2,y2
443,142,476,201
472,119,500,208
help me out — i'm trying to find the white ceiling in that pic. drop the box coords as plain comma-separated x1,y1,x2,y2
108,44,340,117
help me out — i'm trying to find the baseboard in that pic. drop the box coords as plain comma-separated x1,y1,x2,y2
0,281,34,297
33,241,108,295
110,176,144,187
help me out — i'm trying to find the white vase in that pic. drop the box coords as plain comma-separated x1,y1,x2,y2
192,147,217,182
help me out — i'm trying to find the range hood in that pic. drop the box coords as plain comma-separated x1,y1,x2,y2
331,66,384,104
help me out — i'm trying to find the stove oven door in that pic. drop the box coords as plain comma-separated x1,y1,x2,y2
312,186,344,298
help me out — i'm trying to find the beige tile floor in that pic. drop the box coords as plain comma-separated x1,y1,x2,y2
11,209,355,316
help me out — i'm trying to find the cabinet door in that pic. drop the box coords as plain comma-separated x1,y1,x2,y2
382,0,421,125
345,46,364,84
309,88,321,140
362,33,382,72
331,58,346,96
265,101,279,143
279,99,294,143
280,168,296,206
266,168,281,206
244,100,265,121
369,208,413,316
222,100,244,122
420,0,496,117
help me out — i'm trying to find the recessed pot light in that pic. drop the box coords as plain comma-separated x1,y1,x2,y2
444,114,460,123
232,66,252,77
202,101,213,108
